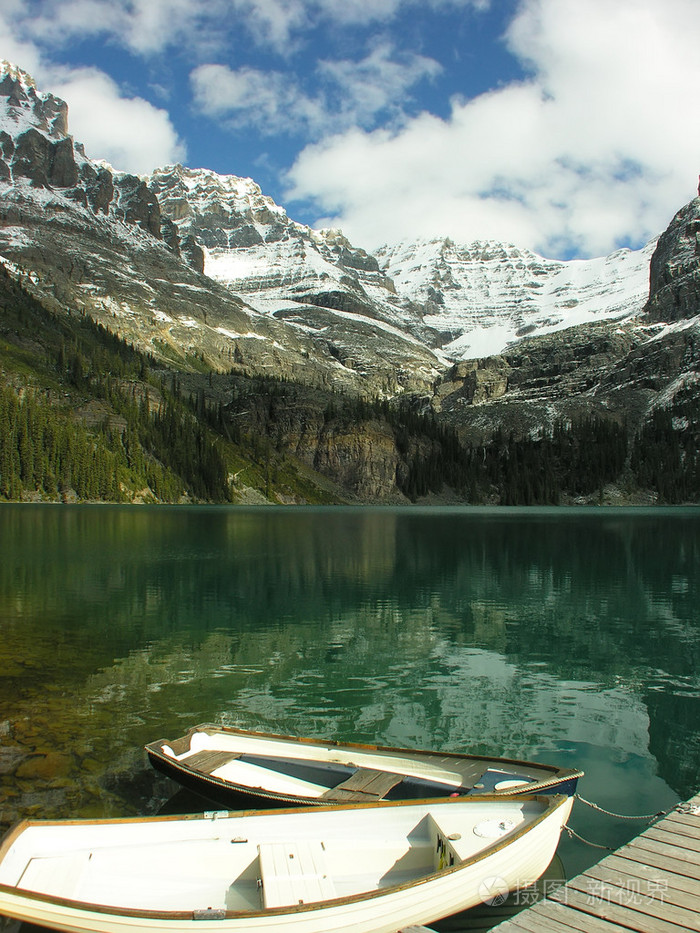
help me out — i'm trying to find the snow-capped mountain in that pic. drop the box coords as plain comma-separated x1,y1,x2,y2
0,62,697,398
377,237,655,360
0,63,443,398
148,164,427,337
148,159,656,365
0,61,68,140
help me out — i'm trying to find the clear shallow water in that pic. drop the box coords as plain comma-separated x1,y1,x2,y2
1,504,699,929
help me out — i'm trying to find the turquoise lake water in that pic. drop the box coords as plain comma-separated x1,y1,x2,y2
1,504,698,929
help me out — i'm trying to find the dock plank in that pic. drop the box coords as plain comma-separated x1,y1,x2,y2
662,811,700,837
627,835,700,880
520,898,631,932
494,911,564,933
603,853,700,898
582,861,700,913
643,824,700,854
617,841,700,878
550,882,697,932
490,792,700,933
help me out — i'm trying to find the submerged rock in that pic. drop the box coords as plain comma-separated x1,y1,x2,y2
15,750,73,781
0,746,27,775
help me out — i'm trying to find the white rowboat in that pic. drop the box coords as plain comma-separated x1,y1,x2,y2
145,724,583,808
0,794,573,933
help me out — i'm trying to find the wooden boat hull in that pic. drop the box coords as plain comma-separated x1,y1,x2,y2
0,794,573,933
145,724,583,809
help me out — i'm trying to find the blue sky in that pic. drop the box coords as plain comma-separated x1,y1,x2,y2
2,0,700,259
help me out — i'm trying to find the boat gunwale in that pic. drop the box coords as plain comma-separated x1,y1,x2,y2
0,793,570,922
144,723,584,803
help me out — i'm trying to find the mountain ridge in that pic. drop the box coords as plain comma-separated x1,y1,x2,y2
0,64,444,401
148,159,656,365
377,235,656,359
0,60,657,381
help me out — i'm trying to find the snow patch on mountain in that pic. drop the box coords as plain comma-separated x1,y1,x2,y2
377,237,655,360
149,163,427,337
204,237,337,293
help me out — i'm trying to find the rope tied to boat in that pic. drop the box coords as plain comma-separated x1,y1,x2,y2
675,801,700,816
574,793,668,822
565,794,696,849
563,824,614,851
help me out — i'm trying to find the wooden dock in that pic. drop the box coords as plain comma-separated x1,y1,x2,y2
491,792,700,933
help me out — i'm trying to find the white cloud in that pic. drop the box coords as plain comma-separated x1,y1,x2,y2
10,0,488,58
6,0,697,257
319,42,442,126
226,0,310,53
11,0,218,56
286,0,700,257
0,4,43,75
226,0,488,52
191,64,326,136
49,67,186,173
191,43,441,137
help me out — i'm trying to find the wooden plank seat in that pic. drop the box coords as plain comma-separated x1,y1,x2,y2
18,852,91,900
258,841,336,908
321,768,403,801
165,734,193,756
182,750,241,773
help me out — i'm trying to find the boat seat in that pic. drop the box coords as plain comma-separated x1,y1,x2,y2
18,852,91,899
428,811,481,868
321,768,403,801
165,734,193,756
258,840,336,908
182,750,241,773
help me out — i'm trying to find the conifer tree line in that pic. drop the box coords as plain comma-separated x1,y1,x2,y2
0,270,231,502
237,380,700,504
630,388,700,503
393,405,699,504
396,414,630,504
0,374,232,503
0,385,120,501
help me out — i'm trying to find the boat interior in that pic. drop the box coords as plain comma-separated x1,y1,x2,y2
154,728,543,798
0,802,535,914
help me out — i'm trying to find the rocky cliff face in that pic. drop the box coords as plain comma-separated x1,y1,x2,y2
148,164,394,296
432,217,700,449
299,418,403,501
0,65,166,242
148,164,438,363
645,197,700,323
0,65,67,138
